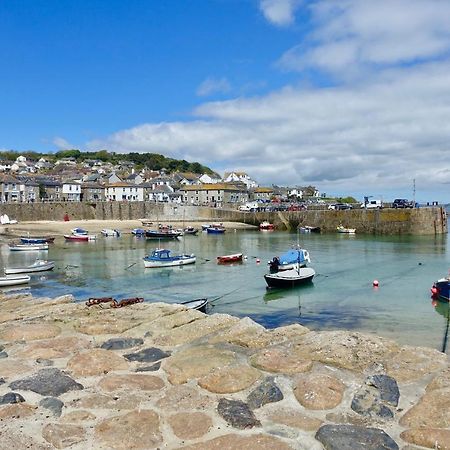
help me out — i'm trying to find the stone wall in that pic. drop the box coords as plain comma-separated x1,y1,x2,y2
0,202,447,234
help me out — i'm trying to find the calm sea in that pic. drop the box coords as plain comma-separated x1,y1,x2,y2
1,223,449,353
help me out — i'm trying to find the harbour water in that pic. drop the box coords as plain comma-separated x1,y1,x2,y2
1,227,449,353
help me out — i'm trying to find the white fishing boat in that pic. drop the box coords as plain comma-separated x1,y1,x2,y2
9,243,49,251
264,266,316,289
143,249,196,268
0,275,31,287
336,225,356,234
4,260,55,275
101,229,121,237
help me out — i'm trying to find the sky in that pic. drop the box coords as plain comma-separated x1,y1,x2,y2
1,0,450,203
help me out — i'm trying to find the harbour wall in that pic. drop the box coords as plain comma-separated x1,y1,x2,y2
0,202,447,234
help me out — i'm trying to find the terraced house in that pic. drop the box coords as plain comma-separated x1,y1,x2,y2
180,183,249,207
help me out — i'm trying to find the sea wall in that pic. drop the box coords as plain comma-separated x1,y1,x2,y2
0,293,449,449
0,202,447,234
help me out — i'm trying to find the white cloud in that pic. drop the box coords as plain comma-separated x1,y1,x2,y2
88,61,450,202
278,0,450,73
259,0,303,27
196,77,231,97
52,137,73,150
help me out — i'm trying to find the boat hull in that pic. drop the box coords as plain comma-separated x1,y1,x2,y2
217,253,243,264
206,227,225,234
432,278,450,301
0,275,31,286
20,236,55,244
264,267,315,289
4,261,55,275
145,231,181,239
9,244,49,251
179,298,208,313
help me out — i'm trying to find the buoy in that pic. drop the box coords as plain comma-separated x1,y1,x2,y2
243,255,248,260
431,286,438,295
373,280,379,287
256,258,261,264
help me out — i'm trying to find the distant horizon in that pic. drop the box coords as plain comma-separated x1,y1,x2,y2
1,1,450,203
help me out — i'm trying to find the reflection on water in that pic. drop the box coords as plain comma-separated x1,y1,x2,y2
0,229,449,352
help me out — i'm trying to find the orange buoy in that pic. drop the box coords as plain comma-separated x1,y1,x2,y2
373,280,379,287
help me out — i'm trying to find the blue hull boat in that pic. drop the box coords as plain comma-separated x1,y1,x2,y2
432,277,450,301
20,236,55,244
206,227,225,234
143,248,196,268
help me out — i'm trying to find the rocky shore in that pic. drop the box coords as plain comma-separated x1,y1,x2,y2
0,293,449,449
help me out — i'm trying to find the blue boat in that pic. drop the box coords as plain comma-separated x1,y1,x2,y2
71,228,88,235
143,249,196,268
269,247,311,272
131,228,146,236
206,226,225,234
432,276,450,301
20,236,55,244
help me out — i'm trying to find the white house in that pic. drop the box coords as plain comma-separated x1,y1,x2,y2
62,181,81,201
105,182,144,201
199,173,221,184
223,171,258,189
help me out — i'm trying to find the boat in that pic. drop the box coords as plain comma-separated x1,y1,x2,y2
264,266,316,289
217,253,243,264
101,229,121,237
131,228,146,236
184,226,199,236
4,260,55,275
299,226,321,233
64,234,97,241
337,225,356,234
71,227,88,235
143,248,196,268
178,298,208,313
206,226,225,234
0,275,31,287
201,224,211,231
9,243,49,251
268,247,311,272
20,236,55,244
259,221,275,230
431,275,450,301
141,220,153,226
145,229,181,240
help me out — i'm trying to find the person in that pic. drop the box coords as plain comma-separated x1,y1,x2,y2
269,256,280,273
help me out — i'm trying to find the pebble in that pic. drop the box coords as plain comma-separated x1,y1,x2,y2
217,398,261,429
123,347,171,363
39,397,64,417
247,377,284,409
0,392,25,405
100,337,144,350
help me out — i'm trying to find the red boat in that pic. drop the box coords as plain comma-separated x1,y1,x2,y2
217,253,243,264
259,221,275,230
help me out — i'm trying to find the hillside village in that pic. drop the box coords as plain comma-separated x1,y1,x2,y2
0,154,321,207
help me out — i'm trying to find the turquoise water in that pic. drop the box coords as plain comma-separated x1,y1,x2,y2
1,228,449,352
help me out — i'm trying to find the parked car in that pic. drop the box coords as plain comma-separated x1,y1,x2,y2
328,203,352,210
392,198,414,208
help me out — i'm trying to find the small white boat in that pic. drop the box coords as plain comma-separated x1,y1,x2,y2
336,225,356,234
101,229,121,237
4,260,55,275
0,275,31,287
178,298,208,313
143,249,196,268
9,243,49,251
64,234,97,241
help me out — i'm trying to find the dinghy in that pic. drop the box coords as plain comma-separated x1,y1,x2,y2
143,249,196,268
178,298,208,313
0,275,31,287
101,229,121,237
217,253,243,264
20,236,55,244
64,234,96,241
4,260,55,275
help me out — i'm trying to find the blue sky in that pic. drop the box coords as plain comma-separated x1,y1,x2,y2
1,0,450,202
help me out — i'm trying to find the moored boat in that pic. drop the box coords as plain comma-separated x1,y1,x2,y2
20,236,55,244
0,275,31,287
131,228,146,236
4,260,55,275
101,229,121,237
184,226,199,236
298,225,321,233
264,266,315,289
259,221,275,230
217,253,243,264
145,229,181,239
143,248,196,268
206,226,225,234
337,225,356,234
64,234,96,241
431,275,450,301
9,243,49,251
